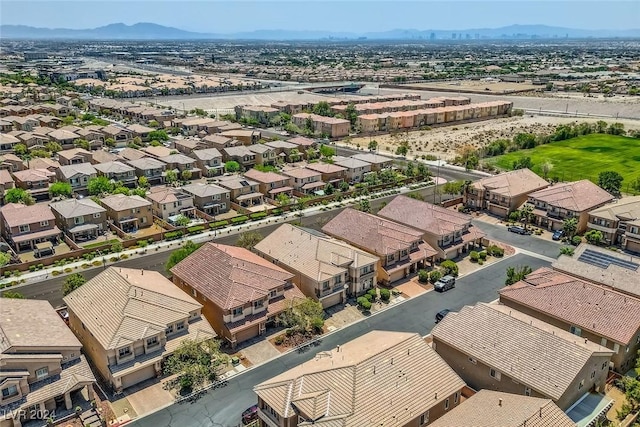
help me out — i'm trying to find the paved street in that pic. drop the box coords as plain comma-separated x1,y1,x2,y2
130,253,550,427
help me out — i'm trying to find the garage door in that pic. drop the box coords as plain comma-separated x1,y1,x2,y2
120,364,156,390
321,292,343,309
235,325,259,346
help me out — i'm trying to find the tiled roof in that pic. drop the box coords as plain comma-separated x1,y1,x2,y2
287,136,316,147
12,168,54,182
0,298,80,353
126,157,165,170
57,163,97,179
0,169,13,185
588,196,640,222
472,168,549,197
305,162,347,174
351,153,393,164
50,198,105,219
142,146,172,158
432,303,612,400
100,194,150,211
159,153,195,165
322,208,424,255
334,157,370,170
0,203,55,228
247,144,273,154
500,267,640,344
222,145,254,157
429,390,576,427
528,180,614,212
254,331,465,426
266,140,297,150
191,148,222,161
182,182,228,198
92,150,119,164
64,267,208,350
94,161,135,174
244,169,290,184
147,187,192,204
27,158,60,170
282,167,321,179
217,175,258,190
254,224,378,282
171,243,294,310
118,148,147,161
57,148,91,161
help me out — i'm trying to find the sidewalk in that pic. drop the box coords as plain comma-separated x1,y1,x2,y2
1,179,445,289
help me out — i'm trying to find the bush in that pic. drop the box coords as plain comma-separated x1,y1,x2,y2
364,293,373,302
52,270,61,276
274,335,284,345
429,270,442,283
478,259,484,265
440,260,459,277
64,268,73,273
231,215,249,224
367,288,377,301
469,251,479,262
379,288,391,302
249,212,267,220
572,236,582,246
479,251,487,260
418,269,429,283
165,231,183,240
357,296,372,311
187,225,205,234
137,239,148,247
92,260,102,266
486,245,504,257
271,209,283,215
210,220,229,228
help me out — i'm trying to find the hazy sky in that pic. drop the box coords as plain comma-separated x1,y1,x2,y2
3,1,639,32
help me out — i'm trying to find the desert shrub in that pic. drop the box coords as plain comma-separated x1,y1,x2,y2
429,270,442,283
418,269,429,283
249,212,267,220
165,231,183,240
487,245,504,257
379,288,391,302
51,270,61,276
274,335,284,345
470,251,479,262
64,268,73,273
440,260,459,277
187,225,205,234
479,251,487,260
357,296,372,311
364,293,373,302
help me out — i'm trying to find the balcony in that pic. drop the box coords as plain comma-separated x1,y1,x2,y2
258,408,280,427
587,222,617,234
625,230,640,241
316,283,346,299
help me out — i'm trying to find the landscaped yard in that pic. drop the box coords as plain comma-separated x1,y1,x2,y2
82,238,120,249
485,134,640,189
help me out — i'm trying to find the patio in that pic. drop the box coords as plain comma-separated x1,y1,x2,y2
19,241,73,263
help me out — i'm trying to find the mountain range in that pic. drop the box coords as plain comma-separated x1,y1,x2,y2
2,22,640,40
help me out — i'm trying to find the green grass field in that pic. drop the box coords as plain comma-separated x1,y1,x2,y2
485,134,640,190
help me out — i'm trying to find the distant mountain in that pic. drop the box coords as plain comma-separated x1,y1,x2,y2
1,22,639,40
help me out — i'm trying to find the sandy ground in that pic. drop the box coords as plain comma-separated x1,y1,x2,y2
349,115,640,161
410,80,540,92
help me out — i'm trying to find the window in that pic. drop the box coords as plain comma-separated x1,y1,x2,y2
269,290,277,299
35,367,48,380
468,357,477,365
454,392,459,404
334,275,342,285
601,338,607,347
176,322,185,331
118,347,131,358
232,307,243,317
74,217,84,225
419,411,429,426
579,380,585,389
40,220,49,227
570,325,582,337
19,224,30,233
147,337,158,347
490,368,501,381
165,324,174,335
322,281,330,290
525,387,531,396
444,398,450,410
602,362,608,370
613,343,620,354
254,300,264,309
2,385,18,398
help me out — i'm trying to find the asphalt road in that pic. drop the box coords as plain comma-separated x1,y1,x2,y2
130,252,550,427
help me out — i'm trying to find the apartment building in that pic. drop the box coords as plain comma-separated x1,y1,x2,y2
587,196,640,252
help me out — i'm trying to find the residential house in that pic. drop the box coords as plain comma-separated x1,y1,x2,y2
146,187,196,221
0,119,13,132
201,134,237,151
265,140,299,162
141,146,172,159
171,242,305,348
234,105,279,125
254,224,378,306
378,195,486,260
56,163,97,194
0,154,24,173
253,331,466,427
47,129,79,148
216,175,263,208
100,125,132,146
304,162,347,186
527,180,614,233
57,148,92,166
190,148,224,177
499,267,640,373
11,169,55,200
63,267,216,392
157,153,201,180
552,243,640,299
429,390,576,427
0,299,96,427
26,158,59,173
127,124,154,142
333,157,371,183
0,134,20,153
287,136,317,153
431,303,613,412
351,153,394,171
282,167,324,194
118,147,147,163
75,127,104,149
174,139,206,155
50,198,107,242
221,145,256,170
0,203,61,254
219,129,261,145
587,196,640,251
181,183,230,216
93,161,137,187
99,194,152,232
0,169,15,204
247,144,277,165
125,157,166,185
322,208,438,284
243,169,293,199
91,149,119,165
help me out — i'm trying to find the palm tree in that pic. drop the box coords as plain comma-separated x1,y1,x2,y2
505,265,533,286
520,203,534,230
562,217,578,238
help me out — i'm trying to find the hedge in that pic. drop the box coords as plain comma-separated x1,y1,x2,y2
231,215,249,224
165,231,183,240
271,208,283,215
210,220,229,229
249,212,267,220
187,225,206,234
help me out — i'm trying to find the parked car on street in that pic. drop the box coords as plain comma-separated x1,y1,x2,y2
435,309,451,323
552,230,565,240
434,275,456,292
507,225,530,235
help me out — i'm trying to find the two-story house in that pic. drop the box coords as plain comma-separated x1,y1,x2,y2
282,167,325,195
322,208,438,285
587,196,640,251
221,146,256,170
57,148,92,166
99,194,152,232
527,180,614,233
125,157,166,185
171,242,305,348
181,183,230,216
50,198,107,242
253,331,466,427
432,303,613,411
216,175,263,208
464,168,550,217
56,163,97,194
0,299,96,427
91,150,119,165
11,169,55,201
201,134,237,151
63,267,216,392
265,140,298,162
304,162,347,187
499,267,640,374
247,144,277,166
0,170,15,204
94,161,137,187
0,203,61,254
0,134,19,153
158,154,201,180
351,153,394,171
100,125,132,146
243,169,294,199
333,157,371,183
378,196,486,260
127,124,154,142
47,129,79,148
254,224,379,307
146,187,196,222
0,154,25,173
191,148,224,177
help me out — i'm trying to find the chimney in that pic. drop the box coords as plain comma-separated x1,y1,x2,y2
498,398,503,407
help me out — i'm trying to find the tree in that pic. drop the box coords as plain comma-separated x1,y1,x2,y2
440,260,459,276
5,188,34,205
368,139,378,152
236,231,264,249
62,273,86,296
166,241,201,273
416,162,429,178
540,161,554,180
519,203,534,230
74,139,90,150
395,143,409,157
148,130,169,141
2,291,25,299
562,217,578,238
442,181,464,195
224,161,240,173
0,252,11,267
312,101,332,117
174,215,190,227
505,265,533,286
13,143,28,157
87,176,114,196
513,133,537,149
319,144,335,159
598,171,623,196
607,122,625,136
137,176,149,189
181,169,192,181
105,138,116,147
163,338,226,394
276,193,291,206
404,161,415,177
559,246,575,256
49,182,73,198
357,198,371,213
165,170,179,184
512,156,534,170
289,148,301,162
131,187,147,197
344,103,358,129
305,148,317,160
324,183,334,195
45,141,63,153
277,298,324,335
339,181,350,192
584,229,604,245
595,120,608,134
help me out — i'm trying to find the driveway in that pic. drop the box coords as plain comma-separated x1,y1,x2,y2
472,220,562,260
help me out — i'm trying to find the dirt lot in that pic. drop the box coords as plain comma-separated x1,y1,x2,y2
348,115,640,161
409,80,540,93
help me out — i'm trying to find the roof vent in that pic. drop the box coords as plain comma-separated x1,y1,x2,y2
499,398,503,407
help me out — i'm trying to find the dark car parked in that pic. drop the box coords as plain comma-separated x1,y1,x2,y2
435,309,451,323
242,405,258,425
507,225,530,235
552,230,565,240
